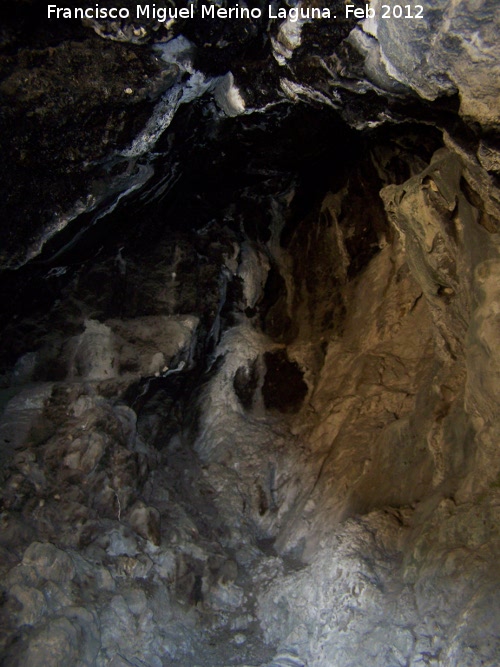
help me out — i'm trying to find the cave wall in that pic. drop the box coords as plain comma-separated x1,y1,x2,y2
1,2,500,666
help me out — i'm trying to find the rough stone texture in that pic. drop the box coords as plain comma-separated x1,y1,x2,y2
0,24,176,267
361,0,500,129
6,0,500,267
1,2,500,666
2,126,500,666
252,145,500,666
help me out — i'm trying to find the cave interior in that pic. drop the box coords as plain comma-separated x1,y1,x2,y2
0,1,500,666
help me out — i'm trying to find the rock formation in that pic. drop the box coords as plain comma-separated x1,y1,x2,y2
0,1,499,665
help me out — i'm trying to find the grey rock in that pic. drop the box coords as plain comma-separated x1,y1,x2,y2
362,0,500,128
106,527,139,557
1,6,500,666
22,542,75,584
13,617,80,667
0,384,53,461
128,502,161,546
8,584,46,626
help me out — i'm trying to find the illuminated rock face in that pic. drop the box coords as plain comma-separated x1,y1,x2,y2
0,3,500,666
361,0,500,130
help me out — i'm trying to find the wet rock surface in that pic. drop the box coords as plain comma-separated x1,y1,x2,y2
1,2,500,666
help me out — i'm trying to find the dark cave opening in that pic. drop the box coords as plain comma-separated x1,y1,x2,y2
0,99,443,372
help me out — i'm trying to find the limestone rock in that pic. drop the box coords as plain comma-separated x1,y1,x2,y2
128,502,162,546
361,0,500,129
22,542,75,584
0,4,500,666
